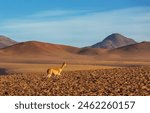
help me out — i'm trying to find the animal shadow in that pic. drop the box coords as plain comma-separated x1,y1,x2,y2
0,68,9,75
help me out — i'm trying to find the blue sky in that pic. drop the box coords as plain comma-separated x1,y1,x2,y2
0,0,150,47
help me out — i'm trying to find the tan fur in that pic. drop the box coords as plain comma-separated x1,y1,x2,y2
47,62,66,78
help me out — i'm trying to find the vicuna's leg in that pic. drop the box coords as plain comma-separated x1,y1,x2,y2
47,69,52,78
47,73,52,78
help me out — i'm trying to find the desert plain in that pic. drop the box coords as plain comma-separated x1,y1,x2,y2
0,55,150,96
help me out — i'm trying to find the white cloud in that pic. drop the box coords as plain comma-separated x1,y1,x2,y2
29,10,89,18
0,7,150,47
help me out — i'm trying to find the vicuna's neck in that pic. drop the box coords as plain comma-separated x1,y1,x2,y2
61,64,66,69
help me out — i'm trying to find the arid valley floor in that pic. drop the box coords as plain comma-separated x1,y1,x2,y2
0,61,150,96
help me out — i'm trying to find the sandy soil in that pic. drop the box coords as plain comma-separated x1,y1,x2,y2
0,63,117,73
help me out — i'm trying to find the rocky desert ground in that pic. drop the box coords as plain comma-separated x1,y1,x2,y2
0,65,149,96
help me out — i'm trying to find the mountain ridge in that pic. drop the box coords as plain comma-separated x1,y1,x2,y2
0,34,150,61
110,41,150,55
0,41,80,56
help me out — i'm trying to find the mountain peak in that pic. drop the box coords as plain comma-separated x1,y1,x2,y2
91,33,137,49
0,35,17,48
105,33,124,39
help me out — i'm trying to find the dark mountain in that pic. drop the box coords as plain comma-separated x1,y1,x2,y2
0,35,17,48
91,33,137,49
